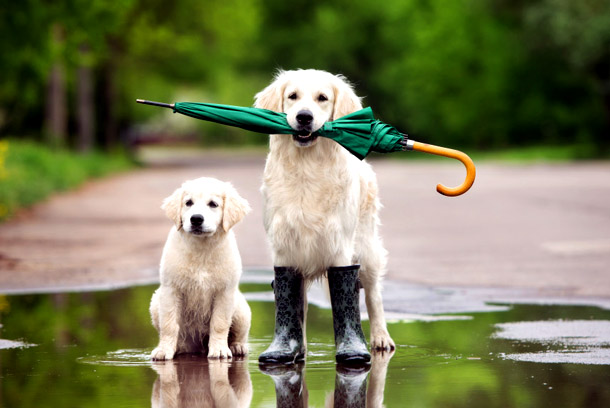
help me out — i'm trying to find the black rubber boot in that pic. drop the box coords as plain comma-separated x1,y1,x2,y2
328,265,371,365
259,267,306,364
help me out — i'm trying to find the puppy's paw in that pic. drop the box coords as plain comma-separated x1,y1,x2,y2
370,332,395,352
151,345,175,361
208,344,233,359
230,342,248,356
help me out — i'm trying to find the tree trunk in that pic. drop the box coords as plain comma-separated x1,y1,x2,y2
101,61,118,151
77,44,95,152
601,86,610,155
44,25,67,147
593,59,610,155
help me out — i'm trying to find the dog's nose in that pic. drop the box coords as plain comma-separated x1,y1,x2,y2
190,214,204,226
296,110,313,126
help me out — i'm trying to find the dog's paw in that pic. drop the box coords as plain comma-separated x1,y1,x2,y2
208,344,233,359
370,332,396,352
230,342,248,356
151,345,175,361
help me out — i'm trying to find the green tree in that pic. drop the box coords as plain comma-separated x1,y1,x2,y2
0,1,54,137
526,0,610,152
1,0,607,153
255,0,522,148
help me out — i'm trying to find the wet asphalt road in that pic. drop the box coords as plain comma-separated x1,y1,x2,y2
0,149,609,300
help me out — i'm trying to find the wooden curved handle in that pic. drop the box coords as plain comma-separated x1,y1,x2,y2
411,141,476,196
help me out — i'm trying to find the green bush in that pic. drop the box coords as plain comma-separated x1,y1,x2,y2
0,139,134,221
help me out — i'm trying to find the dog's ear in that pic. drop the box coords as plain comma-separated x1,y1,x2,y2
254,71,287,112
332,75,363,120
222,184,251,232
161,187,184,230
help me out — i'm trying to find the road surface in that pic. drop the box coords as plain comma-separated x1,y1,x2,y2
0,149,609,298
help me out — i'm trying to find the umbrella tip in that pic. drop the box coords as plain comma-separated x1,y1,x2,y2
135,99,175,109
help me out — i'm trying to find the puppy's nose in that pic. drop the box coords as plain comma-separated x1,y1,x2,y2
190,214,204,226
296,110,313,126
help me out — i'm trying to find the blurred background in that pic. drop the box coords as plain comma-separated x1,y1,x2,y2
1,0,609,218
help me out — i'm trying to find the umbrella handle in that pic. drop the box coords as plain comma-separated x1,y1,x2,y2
406,140,476,197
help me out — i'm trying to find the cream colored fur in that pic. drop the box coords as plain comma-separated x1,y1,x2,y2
150,177,252,360
255,69,395,350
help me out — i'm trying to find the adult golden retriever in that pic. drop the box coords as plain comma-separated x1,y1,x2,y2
150,177,251,360
255,69,394,352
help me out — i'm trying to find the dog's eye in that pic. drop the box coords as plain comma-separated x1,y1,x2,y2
185,199,194,207
288,92,298,100
208,200,218,208
318,94,328,102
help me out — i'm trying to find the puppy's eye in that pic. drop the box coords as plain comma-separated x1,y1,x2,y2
185,199,194,207
318,94,328,102
208,200,218,208
288,92,297,100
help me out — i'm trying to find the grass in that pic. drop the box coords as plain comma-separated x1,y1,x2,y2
0,139,135,221
468,144,600,162
385,143,603,163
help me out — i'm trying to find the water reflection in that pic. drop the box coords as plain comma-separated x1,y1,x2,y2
147,350,393,407
1,286,610,407
260,363,308,407
151,356,252,408
261,350,394,408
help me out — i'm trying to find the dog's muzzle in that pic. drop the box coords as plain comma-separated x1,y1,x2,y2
189,214,204,235
292,110,318,145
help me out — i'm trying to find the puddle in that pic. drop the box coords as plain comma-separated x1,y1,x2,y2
493,320,610,365
78,348,153,367
0,338,36,350
0,284,609,406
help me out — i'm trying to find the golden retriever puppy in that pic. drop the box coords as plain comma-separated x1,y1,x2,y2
150,177,251,360
255,69,394,362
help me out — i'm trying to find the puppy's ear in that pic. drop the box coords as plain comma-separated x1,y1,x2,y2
161,187,184,230
332,75,363,120
254,71,287,112
222,185,251,232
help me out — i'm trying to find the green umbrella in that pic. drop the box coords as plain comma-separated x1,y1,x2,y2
136,99,475,196
137,100,405,160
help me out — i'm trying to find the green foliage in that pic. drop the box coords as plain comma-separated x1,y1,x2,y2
0,139,133,221
523,0,610,151
526,0,610,70
252,0,607,151
374,0,520,147
0,0,608,153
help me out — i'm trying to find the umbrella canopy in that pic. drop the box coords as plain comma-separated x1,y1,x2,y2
170,101,406,160
316,107,406,159
173,102,293,135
